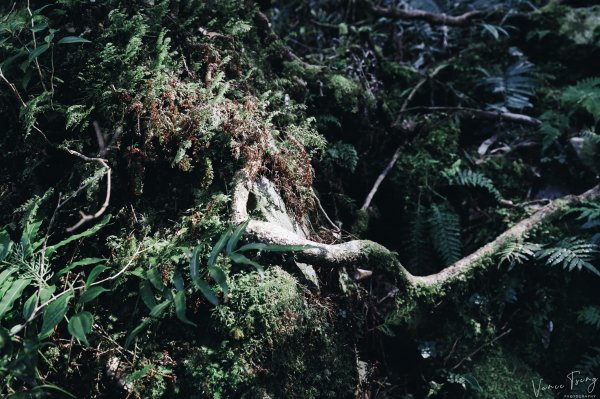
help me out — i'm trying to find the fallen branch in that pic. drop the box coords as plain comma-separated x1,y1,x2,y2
232,168,600,290
399,106,541,126
361,64,446,211
63,149,112,232
371,4,485,26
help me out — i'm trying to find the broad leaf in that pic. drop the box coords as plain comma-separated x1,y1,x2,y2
22,292,37,320
149,300,171,318
208,229,231,268
125,318,151,349
45,215,111,257
78,286,108,304
0,279,31,318
194,279,219,306
57,36,91,44
147,268,166,293
228,253,264,276
86,265,110,287
172,269,184,292
68,311,93,346
28,44,49,62
56,258,105,279
208,266,228,294
226,221,249,254
174,291,197,327
139,280,157,310
236,242,315,252
39,291,73,339
190,246,201,283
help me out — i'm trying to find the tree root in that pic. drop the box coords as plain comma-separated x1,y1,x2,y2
232,167,600,288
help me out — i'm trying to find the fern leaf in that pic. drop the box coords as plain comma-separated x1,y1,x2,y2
578,306,600,330
428,204,461,266
536,238,600,276
449,169,503,201
576,347,600,375
497,240,542,270
561,78,600,122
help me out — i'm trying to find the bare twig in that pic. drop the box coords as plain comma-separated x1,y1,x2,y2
312,191,341,233
370,4,486,26
63,149,112,232
399,106,541,126
451,328,512,370
27,0,48,92
360,147,402,211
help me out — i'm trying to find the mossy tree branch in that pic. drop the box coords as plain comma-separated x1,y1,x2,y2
232,168,600,290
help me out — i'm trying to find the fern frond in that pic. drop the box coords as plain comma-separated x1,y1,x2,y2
406,204,435,272
576,347,600,375
449,169,503,201
567,202,600,227
428,204,461,266
561,78,600,122
578,306,600,330
535,238,600,276
326,141,359,172
497,240,542,270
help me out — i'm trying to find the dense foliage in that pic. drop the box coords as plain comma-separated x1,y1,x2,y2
1,0,600,397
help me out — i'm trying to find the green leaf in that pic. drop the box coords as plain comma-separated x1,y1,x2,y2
21,219,43,255
56,258,105,279
86,265,110,287
40,285,56,304
190,246,202,283
39,291,73,339
78,286,108,304
0,326,12,353
125,364,153,383
194,279,219,306
174,291,197,327
172,269,184,292
208,266,228,294
125,318,151,348
147,268,166,293
139,280,157,310
226,221,249,254
28,44,49,62
149,300,171,318
45,215,111,257
57,36,91,45
228,253,264,276
236,242,315,252
208,229,232,268
0,230,12,261
0,268,16,294
67,311,93,346
31,23,48,33
0,279,31,318
22,292,37,320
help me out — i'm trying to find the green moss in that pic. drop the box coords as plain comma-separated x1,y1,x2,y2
560,6,600,46
471,346,553,399
327,74,364,113
188,267,357,398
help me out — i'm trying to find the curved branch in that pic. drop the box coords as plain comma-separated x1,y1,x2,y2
232,169,600,289
371,4,486,26
400,106,541,126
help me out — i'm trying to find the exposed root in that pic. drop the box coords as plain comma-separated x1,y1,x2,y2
232,168,600,289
